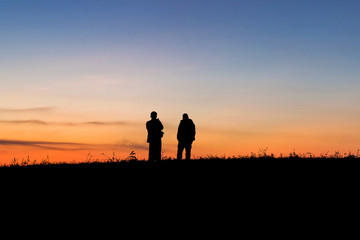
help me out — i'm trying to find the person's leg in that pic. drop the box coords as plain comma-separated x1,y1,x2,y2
177,142,185,160
156,139,162,161
151,139,161,161
148,142,154,161
185,143,192,160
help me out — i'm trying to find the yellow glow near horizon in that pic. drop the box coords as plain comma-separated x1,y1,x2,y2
1,113,360,165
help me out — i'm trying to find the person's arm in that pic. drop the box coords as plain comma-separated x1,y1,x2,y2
159,120,164,130
177,122,182,141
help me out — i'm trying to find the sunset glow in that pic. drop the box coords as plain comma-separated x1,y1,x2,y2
1,0,360,164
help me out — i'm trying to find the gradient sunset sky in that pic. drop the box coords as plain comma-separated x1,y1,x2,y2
1,0,360,163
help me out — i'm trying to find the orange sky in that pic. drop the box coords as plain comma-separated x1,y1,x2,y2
1,110,360,165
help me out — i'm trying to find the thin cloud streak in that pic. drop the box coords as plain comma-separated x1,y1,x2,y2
0,120,48,125
0,139,90,151
0,120,137,126
0,139,148,151
115,141,148,151
0,107,55,113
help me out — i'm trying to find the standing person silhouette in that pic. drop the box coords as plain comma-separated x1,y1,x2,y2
146,111,164,161
177,113,196,160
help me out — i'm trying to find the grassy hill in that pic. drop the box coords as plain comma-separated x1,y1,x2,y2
2,151,359,169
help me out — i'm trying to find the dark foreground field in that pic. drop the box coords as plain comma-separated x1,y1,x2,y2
2,155,360,169
3,156,360,188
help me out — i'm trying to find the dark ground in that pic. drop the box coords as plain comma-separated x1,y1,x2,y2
2,156,359,169
2,157,357,200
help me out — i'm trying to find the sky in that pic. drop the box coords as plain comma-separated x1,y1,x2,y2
1,0,360,163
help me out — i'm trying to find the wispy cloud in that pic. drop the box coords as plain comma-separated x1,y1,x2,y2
79,121,130,126
0,120,48,125
0,120,135,126
0,139,148,151
0,107,55,113
0,139,90,151
115,140,148,150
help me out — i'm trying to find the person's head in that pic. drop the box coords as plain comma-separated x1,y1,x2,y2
150,111,157,119
182,113,189,120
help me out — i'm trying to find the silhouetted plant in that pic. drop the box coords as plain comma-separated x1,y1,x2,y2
161,155,175,161
344,151,358,159
320,151,329,159
127,151,138,161
10,158,19,167
257,147,275,158
21,156,31,166
41,155,51,165
2,149,360,168
85,153,95,163
102,152,120,162
331,151,343,159
289,150,300,159
258,147,268,158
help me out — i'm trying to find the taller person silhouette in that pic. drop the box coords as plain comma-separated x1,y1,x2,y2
146,111,164,161
177,113,196,160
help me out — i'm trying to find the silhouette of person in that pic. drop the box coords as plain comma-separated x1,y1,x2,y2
177,113,196,160
146,111,164,161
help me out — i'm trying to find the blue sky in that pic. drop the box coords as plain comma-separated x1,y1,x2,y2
1,0,359,90
1,1,359,69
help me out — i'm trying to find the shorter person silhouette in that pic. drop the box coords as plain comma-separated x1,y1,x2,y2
177,113,196,160
146,111,164,161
